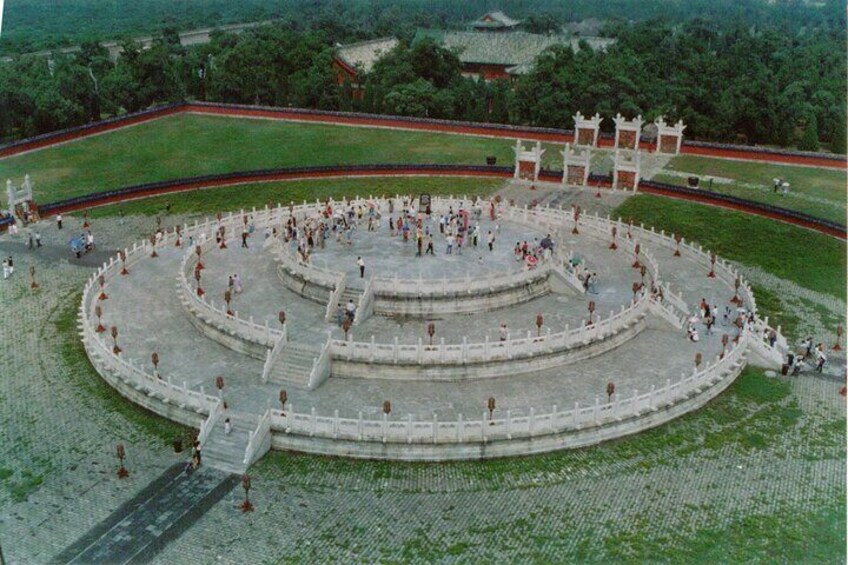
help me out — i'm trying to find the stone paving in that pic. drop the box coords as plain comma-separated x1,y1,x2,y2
0,191,844,563
203,217,643,345
306,215,538,289
97,206,732,424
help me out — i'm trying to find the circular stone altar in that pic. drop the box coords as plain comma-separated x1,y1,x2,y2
80,194,785,468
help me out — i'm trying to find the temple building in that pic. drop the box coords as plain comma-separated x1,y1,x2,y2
468,11,521,32
332,37,399,98
415,12,614,81
332,12,615,88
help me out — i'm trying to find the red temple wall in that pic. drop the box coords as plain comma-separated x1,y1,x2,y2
518,160,535,179
616,170,637,189
577,128,595,146
659,135,679,153
618,130,637,149
566,166,586,185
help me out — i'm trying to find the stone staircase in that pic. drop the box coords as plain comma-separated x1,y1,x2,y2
340,287,362,313
267,342,322,389
201,411,256,475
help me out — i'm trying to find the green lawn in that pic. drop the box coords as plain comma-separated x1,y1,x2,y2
0,114,517,202
4,114,844,225
655,154,847,224
87,177,505,218
614,195,847,300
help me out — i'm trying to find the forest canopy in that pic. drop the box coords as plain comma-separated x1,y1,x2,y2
0,0,844,151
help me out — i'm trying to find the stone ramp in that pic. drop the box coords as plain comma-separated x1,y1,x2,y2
51,464,238,565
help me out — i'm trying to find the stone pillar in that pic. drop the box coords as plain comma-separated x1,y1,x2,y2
655,116,686,154
513,139,545,183
6,175,35,216
613,150,641,191
573,112,603,147
22,174,33,199
5,180,15,210
613,113,644,150
561,143,591,187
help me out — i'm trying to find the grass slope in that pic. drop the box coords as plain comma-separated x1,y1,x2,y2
1,114,516,201
656,154,847,224
614,195,846,300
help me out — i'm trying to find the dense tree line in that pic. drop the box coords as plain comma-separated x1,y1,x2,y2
2,0,844,55
512,20,847,150
0,10,844,152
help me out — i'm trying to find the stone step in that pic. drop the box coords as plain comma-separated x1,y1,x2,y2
280,353,315,364
199,411,257,475
277,357,314,371
267,342,321,387
200,455,247,476
204,434,250,452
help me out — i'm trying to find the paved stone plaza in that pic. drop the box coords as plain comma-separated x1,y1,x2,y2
96,195,731,428
0,182,845,563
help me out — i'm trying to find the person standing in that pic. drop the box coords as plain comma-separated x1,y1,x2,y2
192,440,202,468
815,344,827,373
357,256,365,278
56,213,63,230
589,272,599,295
801,337,813,361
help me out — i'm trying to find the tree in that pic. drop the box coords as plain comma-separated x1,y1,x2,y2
798,114,820,152
524,13,561,35
831,110,847,154
101,60,143,113
383,79,437,117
